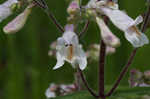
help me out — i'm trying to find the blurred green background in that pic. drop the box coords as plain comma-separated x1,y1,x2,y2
0,0,150,99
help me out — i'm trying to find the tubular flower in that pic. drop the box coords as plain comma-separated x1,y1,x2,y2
87,0,149,47
0,0,18,23
96,16,120,47
100,7,149,47
53,24,87,70
3,4,33,34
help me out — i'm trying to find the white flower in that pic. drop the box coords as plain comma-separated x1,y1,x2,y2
99,7,149,47
45,83,57,98
53,24,87,70
0,0,18,23
45,89,56,98
3,4,32,34
86,0,149,47
96,16,120,47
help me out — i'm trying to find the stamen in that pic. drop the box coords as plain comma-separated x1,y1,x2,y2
107,1,115,7
129,26,141,36
67,45,74,61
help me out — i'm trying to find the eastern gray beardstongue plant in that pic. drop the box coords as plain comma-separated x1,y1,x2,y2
1,0,150,99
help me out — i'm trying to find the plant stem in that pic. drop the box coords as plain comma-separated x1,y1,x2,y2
79,20,90,38
141,6,150,32
98,40,106,98
33,0,64,32
106,3,150,97
98,16,108,99
78,67,99,98
106,48,137,97
74,70,82,91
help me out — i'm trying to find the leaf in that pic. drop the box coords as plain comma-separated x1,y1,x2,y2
52,86,150,99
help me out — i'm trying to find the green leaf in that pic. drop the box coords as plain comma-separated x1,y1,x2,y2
52,86,150,99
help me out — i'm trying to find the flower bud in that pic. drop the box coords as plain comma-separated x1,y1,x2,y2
3,5,32,34
96,17,120,47
67,1,79,15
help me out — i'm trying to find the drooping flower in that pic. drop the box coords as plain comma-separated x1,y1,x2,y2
53,24,87,70
100,7,149,47
3,4,33,34
0,0,18,23
96,16,120,47
87,0,149,47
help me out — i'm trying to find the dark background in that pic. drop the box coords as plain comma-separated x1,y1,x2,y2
0,0,150,99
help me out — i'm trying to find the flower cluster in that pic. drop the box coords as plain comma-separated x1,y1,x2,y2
129,69,150,87
45,83,77,98
51,0,149,71
86,0,149,47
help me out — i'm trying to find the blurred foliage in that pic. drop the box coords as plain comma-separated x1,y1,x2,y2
0,0,150,99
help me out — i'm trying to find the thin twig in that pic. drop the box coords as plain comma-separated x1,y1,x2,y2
33,0,64,32
141,6,150,32
79,21,90,38
105,3,150,97
106,48,137,97
78,67,99,98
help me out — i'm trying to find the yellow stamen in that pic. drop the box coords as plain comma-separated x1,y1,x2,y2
107,1,115,7
129,26,141,36
67,45,74,61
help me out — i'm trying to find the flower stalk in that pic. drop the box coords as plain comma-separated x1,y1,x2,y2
78,67,99,97
33,0,64,32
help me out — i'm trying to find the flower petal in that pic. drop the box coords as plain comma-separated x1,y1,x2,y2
71,35,79,45
45,88,56,98
130,15,143,26
100,8,133,31
96,17,120,47
124,31,149,47
74,45,87,70
57,37,65,46
78,56,87,70
0,0,18,23
53,52,65,70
